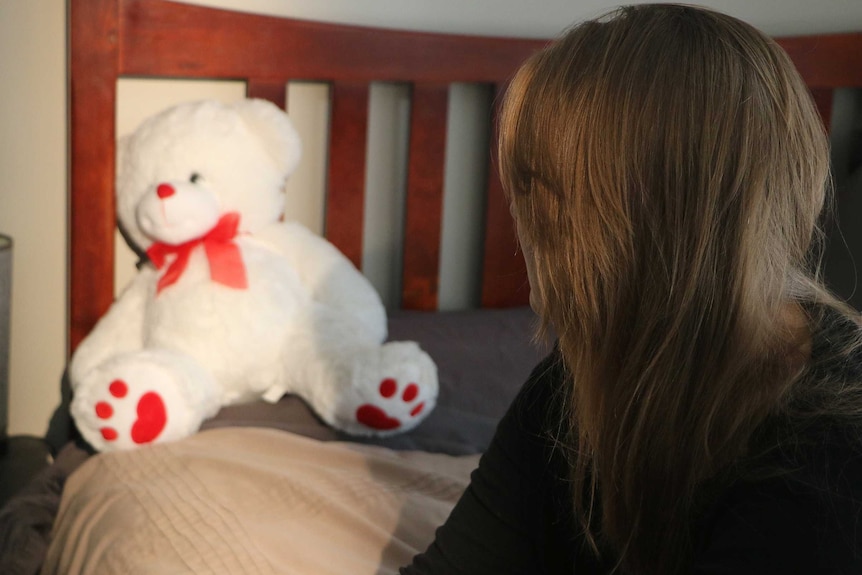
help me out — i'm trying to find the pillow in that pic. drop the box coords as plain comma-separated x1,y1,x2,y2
201,306,549,455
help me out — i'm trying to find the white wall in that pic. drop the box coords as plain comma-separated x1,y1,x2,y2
1,0,861,438
0,0,67,438
177,0,862,37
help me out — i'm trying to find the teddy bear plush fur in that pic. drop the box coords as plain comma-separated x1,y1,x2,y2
69,99,438,452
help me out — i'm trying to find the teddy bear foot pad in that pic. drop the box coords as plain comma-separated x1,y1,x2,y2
94,379,168,444
356,378,426,431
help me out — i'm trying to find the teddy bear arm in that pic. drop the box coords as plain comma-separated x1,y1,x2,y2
69,270,151,386
257,222,388,342
310,266,388,341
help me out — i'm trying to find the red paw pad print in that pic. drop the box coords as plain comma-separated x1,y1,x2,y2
94,379,168,444
356,378,426,430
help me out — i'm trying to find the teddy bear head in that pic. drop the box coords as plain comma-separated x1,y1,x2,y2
116,99,301,251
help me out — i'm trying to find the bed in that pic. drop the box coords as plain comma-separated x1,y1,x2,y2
2,0,862,573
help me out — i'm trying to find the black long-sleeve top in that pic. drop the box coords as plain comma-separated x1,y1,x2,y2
402,313,862,574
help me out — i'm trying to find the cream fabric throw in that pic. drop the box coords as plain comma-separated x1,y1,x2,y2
43,428,478,574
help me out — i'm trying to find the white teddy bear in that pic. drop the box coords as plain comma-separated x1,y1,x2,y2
69,98,438,452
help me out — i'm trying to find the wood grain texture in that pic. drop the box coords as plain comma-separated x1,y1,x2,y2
401,84,449,310
70,0,120,355
774,33,862,135
325,82,370,270
777,33,862,89
118,0,547,82
246,80,287,109
810,88,834,132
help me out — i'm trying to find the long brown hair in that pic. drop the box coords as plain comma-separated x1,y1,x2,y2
499,4,859,573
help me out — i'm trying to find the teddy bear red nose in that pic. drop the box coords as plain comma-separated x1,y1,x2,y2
156,184,175,199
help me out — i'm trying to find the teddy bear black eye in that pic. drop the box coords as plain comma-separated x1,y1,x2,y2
189,173,203,184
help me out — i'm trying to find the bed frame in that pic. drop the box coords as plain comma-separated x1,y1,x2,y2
69,0,862,354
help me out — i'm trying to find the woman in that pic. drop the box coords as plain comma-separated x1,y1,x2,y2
403,4,862,575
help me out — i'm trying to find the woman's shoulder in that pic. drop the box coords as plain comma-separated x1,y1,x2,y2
766,302,862,510
483,346,572,482
692,419,862,573
806,302,862,377
691,305,862,572
507,346,570,438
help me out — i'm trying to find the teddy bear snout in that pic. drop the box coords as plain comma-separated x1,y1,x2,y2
157,183,176,199
136,180,222,246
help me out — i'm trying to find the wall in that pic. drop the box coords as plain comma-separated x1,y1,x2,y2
177,0,862,37
0,0,67,438
1,0,861,438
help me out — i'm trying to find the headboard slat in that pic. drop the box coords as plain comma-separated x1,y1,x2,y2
481,165,529,308
402,83,449,310
247,79,288,109
70,0,121,354
810,88,835,133
325,81,371,270
481,83,530,308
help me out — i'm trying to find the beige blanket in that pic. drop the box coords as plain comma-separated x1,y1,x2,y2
42,428,478,575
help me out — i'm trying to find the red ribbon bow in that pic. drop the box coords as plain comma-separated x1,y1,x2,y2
146,212,249,295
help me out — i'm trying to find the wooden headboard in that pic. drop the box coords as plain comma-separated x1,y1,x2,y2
69,0,862,354
69,0,548,353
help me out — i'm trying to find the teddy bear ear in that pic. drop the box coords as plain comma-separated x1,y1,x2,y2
232,98,302,176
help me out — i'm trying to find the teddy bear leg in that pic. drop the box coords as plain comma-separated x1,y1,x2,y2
297,334,439,437
348,341,439,436
71,349,221,452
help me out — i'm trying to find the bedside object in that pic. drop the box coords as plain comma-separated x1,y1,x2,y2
0,234,10,450
0,435,52,509
0,236,43,510
0,234,56,511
